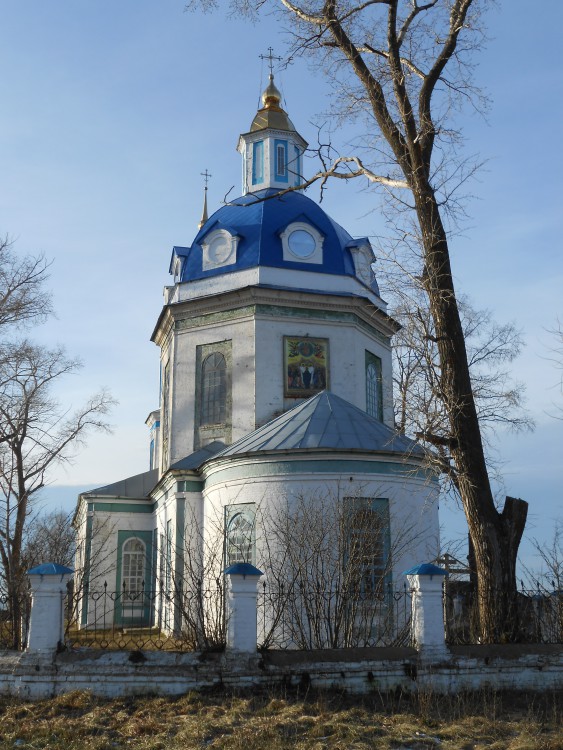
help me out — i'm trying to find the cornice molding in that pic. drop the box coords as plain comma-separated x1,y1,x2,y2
152,285,399,344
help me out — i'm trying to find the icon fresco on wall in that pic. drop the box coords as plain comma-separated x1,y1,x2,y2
284,336,329,397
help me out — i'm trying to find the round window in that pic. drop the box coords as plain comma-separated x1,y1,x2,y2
208,234,232,264
288,229,316,259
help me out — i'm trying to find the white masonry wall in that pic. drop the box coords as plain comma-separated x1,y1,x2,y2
254,313,394,429
202,457,440,588
2,647,562,700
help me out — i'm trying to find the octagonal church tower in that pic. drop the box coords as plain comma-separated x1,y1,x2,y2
152,73,397,474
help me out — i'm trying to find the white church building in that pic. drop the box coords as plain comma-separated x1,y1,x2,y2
74,72,440,641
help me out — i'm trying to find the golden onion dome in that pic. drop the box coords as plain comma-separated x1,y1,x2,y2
262,73,282,108
250,73,296,133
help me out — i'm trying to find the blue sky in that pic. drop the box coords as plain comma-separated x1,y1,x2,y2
1,1,561,574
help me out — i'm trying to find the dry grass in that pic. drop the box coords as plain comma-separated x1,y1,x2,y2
0,688,560,750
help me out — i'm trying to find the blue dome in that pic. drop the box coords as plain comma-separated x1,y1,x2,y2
177,188,368,284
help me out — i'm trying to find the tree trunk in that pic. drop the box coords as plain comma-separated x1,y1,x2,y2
8,580,23,651
412,179,528,642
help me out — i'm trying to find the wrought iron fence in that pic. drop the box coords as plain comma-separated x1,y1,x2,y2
444,583,563,645
257,581,412,650
0,591,31,651
66,580,225,652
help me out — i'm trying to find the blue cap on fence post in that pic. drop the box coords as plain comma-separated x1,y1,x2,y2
27,562,74,577
223,563,263,578
403,563,448,578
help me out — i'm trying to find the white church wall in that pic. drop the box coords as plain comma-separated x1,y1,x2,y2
76,507,155,629
174,266,386,310
201,456,439,589
166,315,256,463
254,316,393,427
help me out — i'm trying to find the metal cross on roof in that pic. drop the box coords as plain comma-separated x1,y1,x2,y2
201,169,212,188
259,47,282,74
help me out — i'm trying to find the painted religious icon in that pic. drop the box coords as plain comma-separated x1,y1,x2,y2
284,336,329,397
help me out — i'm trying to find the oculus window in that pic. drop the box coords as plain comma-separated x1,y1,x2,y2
280,221,324,265
288,229,316,258
350,244,376,287
201,229,239,271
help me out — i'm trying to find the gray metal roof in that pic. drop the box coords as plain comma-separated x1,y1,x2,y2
215,391,424,458
84,469,159,499
170,441,226,471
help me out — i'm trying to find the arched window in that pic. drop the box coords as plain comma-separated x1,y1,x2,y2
365,352,383,421
226,511,255,566
201,352,226,425
122,538,146,595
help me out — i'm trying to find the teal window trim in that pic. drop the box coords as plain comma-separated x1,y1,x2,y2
365,350,383,421
115,530,154,627
275,139,288,182
252,140,264,184
176,479,203,493
90,501,153,514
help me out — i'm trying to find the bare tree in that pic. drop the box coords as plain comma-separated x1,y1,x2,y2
259,488,423,649
527,521,563,595
0,235,52,337
189,0,530,641
392,290,533,492
0,342,113,648
22,510,76,571
546,320,563,419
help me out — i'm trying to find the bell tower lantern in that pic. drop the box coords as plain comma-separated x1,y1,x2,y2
237,72,308,195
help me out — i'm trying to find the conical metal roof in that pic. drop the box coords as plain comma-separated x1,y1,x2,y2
215,391,424,458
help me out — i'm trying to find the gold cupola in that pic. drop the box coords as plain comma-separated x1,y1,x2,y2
238,72,308,194
249,73,297,133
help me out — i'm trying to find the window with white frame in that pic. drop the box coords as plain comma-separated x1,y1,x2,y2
122,538,146,595
280,221,324,265
252,140,264,184
201,228,239,271
225,504,255,566
276,142,287,177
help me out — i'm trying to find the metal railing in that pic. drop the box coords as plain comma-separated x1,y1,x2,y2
444,584,563,645
257,581,412,650
0,591,31,651
66,580,225,652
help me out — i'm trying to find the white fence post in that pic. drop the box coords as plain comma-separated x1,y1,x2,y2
27,563,74,653
405,563,449,660
224,563,263,654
